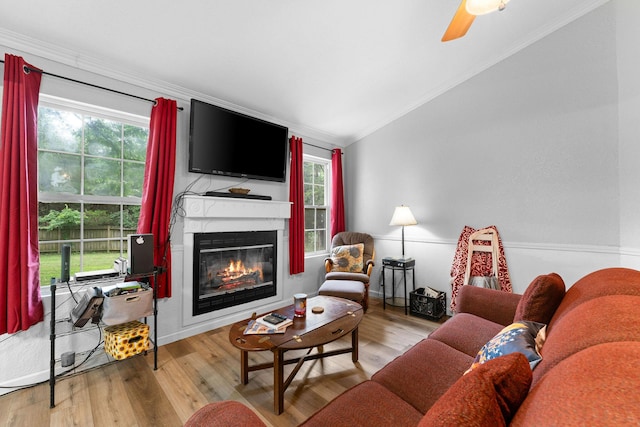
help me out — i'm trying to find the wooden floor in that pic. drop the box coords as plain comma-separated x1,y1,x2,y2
0,298,445,427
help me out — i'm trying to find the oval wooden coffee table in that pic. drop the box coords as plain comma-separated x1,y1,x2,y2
229,295,363,414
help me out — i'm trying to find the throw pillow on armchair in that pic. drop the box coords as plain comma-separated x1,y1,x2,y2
329,243,364,273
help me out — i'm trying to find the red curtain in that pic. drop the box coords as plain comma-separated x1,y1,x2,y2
0,54,44,334
288,136,304,275
330,148,345,238
137,98,177,298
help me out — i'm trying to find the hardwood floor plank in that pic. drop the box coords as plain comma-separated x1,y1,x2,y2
177,343,248,402
0,298,443,427
164,336,198,360
150,355,211,423
3,383,50,426
50,374,94,426
117,356,182,427
85,362,140,427
0,389,14,424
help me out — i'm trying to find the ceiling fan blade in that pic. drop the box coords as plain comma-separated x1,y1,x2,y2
442,0,476,42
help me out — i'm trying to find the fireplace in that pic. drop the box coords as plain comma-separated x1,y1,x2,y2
193,231,277,315
182,195,290,326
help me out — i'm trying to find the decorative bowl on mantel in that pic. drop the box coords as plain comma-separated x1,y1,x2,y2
229,188,250,195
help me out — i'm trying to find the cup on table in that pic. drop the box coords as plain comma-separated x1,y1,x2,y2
293,293,307,317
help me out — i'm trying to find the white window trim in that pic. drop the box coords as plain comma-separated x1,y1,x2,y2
303,154,331,257
40,94,149,126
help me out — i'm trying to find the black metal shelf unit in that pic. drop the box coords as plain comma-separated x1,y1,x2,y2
49,268,159,408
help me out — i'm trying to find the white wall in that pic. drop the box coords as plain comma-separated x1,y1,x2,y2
346,1,633,307
616,0,640,267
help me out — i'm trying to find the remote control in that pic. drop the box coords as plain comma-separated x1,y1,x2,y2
262,313,288,325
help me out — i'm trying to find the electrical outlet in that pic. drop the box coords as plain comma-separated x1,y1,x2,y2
61,351,75,367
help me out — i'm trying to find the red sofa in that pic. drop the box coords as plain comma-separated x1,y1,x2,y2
185,267,640,426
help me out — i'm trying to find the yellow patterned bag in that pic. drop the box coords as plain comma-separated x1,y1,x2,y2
104,320,150,360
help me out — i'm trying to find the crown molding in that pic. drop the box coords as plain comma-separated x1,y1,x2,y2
0,28,347,147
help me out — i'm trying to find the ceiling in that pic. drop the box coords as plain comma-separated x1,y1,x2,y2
0,0,609,145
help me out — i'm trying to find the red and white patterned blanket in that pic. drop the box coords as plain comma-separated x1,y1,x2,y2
450,225,512,312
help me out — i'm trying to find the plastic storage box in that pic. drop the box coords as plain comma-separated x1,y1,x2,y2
409,288,446,320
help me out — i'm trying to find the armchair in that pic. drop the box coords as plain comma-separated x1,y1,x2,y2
318,232,375,312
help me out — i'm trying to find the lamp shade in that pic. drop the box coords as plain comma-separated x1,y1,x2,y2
466,0,510,15
389,206,417,227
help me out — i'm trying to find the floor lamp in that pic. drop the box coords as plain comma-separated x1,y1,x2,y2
389,205,417,259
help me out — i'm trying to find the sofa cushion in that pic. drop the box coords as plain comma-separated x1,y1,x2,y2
301,380,423,427
548,267,640,327
372,339,473,414
419,353,532,427
513,273,565,324
512,342,640,426
455,285,522,326
532,295,640,387
429,313,504,357
468,321,545,372
330,243,364,273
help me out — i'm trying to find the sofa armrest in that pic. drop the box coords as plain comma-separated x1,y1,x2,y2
455,286,521,326
185,401,266,427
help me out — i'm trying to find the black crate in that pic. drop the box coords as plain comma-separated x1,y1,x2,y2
409,288,446,320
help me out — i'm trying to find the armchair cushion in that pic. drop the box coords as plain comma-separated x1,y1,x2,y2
329,243,364,273
325,271,370,283
318,279,365,303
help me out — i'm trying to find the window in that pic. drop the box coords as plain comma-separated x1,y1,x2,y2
37,98,149,285
303,155,330,254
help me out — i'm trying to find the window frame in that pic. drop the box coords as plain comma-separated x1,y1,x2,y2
303,154,331,257
37,95,150,285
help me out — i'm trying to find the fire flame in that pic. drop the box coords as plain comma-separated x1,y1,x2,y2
224,259,263,281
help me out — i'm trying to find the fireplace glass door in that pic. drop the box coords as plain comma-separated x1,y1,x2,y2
193,231,277,315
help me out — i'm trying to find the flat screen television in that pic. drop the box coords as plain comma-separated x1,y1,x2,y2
189,99,289,182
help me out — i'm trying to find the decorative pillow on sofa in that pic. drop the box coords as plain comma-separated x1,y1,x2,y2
419,352,532,427
467,321,546,373
330,243,364,273
513,273,565,324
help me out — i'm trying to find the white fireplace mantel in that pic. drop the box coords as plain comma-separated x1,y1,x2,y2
182,195,291,326
183,195,291,233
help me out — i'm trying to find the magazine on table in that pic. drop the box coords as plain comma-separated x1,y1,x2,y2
255,312,292,329
243,319,289,335
243,312,292,335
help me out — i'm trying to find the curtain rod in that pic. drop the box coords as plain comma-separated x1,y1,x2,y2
0,58,183,111
303,141,343,154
